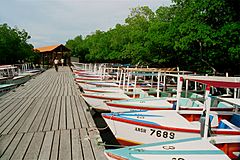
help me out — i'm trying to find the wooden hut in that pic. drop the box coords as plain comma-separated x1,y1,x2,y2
35,44,71,67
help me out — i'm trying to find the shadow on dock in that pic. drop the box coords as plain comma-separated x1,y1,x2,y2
90,109,122,149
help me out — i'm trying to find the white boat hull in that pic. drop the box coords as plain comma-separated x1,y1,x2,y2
107,97,174,112
81,92,130,112
102,110,240,146
103,111,200,145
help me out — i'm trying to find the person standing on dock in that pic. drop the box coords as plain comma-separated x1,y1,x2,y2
54,58,59,72
61,58,64,68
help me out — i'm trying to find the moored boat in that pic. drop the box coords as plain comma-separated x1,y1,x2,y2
0,83,18,96
81,92,130,112
105,137,231,160
106,97,234,112
102,75,240,159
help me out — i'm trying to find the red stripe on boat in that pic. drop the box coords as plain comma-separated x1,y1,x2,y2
103,115,200,133
106,103,172,110
103,115,240,135
82,94,127,100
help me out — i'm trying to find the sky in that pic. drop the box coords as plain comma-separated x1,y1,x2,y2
0,0,171,48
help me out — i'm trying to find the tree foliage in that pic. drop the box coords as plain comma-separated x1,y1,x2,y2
0,23,35,64
66,1,240,75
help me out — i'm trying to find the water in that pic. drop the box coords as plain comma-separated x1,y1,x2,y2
90,109,121,149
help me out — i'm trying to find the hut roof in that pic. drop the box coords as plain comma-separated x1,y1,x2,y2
35,44,70,53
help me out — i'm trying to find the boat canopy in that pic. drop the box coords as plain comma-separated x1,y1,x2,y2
183,76,240,88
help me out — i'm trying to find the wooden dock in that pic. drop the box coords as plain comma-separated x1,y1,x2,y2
0,67,107,160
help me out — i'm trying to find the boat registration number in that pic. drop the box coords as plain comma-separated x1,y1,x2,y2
150,129,175,139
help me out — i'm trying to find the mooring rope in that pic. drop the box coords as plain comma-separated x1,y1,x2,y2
98,143,125,148
96,125,109,131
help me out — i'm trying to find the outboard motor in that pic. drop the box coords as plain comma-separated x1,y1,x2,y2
199,110,211,137
172,102,177,110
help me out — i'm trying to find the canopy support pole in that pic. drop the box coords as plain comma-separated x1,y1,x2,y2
185,79,189,98
176,76,183,111
118,69,123,88
157,72,160,98
203,85,211,139
123,72,126,91
133,76,137,98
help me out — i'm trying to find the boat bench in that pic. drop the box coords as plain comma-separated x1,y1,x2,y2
217,102,234,108
218,119,240,130
190,93,203,99
230,113,240,127
192,100,203,107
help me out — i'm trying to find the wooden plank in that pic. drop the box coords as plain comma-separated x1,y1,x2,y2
0,133,23,160
0,97,22,115
0,98,13,111
43,76,56,97
66,96,74,129
10,97,41,134
0,98,34,135
58,85,62,96
0,98,24,126
53,84,59,97
55,84,61,97
64,84,68,96
59,130,71,160
88,128,108,160
68,85,73,96
18,83,39,98
50,82,58,97
18,98,45,133
38,131,54,160
74,96,89,128
67,84,70,96
43,96,57,131
10,132,34,160
20,82,44,99
75,84,82,94
71,129,83,160
38,97,53,131
31,84,48,98
32,79,52,97
70,96,82,129
60,86,64,96
28,97,51,132
43,81,55,97
80,128,95,160
51,96,61,131
23,132,45,160
40,85,51,98
59,96,66,130
78,96,96,128
0,133,16,157
50,130,60,160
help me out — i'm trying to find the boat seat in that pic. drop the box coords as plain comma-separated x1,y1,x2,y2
190,121,200,128
179,98,192,106
209,114,219,127
160,92,169,97
218,119,240,130
217,102,234,108
192,101,203,107
230,114,240,127
190,93,203,99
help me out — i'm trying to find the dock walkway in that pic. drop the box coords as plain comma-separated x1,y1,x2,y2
0,67,107,160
